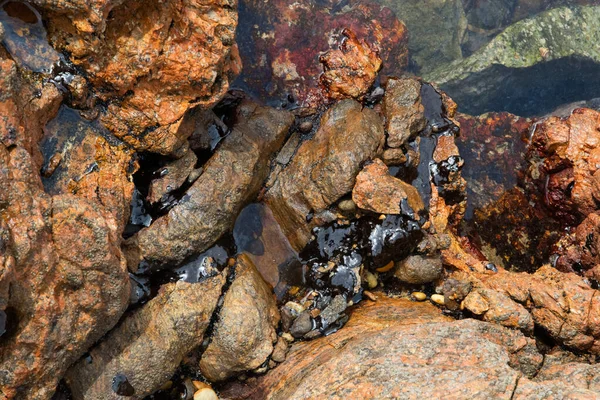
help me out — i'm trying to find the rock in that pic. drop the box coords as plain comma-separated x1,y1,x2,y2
426,6,600,116
199,254,280,382
66,273,226,400
394,254,443,284
42,0,241,155
352,158,424,216
0,145,131,399
39,105,135,232
382,77,426,148
147,149,198,204
381,148,407,165
129,100,294,269
319,29,382,101
411,292,427,301
220,296,551,399
289,311,313,339
194,387,219,400
377,0,467,73
236,0,408,107
270,338,288,364
430,294,445,306
265,99,385,251
0,57,62,167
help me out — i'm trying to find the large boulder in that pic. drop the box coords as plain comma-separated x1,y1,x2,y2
220,297,556,399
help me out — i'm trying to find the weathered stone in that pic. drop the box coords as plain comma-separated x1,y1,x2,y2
382,77,426,148
0,145,130,399
0,57,62,167
129,101,294,269
43,0,241,155
319,29,381,101
236,0,408,107
352,158,424,215
66,273,226,400
265,99,385,251
220,297,547,399
200,254,280,382
394,254,443,284
147,149,198,204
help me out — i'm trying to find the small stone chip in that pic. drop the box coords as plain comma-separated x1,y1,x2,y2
112,374,135,396
431,294,445,306
411,292,427,301
193,387,219,400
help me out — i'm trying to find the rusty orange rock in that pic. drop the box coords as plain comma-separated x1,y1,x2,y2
44,0,241,155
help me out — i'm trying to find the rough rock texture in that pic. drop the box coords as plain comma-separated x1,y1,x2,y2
383,77,426,148
42,0,241,155
265,99,385,251
319,29,382,101
394,254,443,284
426,6,600,116
377,0,467,73
220,297,553,399
0,57,62,167
129,100,294,269
66,273,226,400
236,0,408,107
0,144,131,399
200,254,280,382
147,149,198,204
39,105,135,232
352,158,424,215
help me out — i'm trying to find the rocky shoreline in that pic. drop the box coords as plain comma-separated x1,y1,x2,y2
3,0,600,399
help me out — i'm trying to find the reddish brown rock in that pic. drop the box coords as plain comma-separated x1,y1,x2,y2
199,254,280,382
0,145,130,399
352,158,424,215
44,0,241,155
236,0,408,107
319,29,382,101
383,76,426,148
265,99,385,251
220,296,547,399
66,273,226,400
0,57,62,167
129,100,294,269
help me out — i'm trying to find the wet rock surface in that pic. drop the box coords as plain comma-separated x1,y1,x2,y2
199,254,280,382
41,0,241,155
66,273,226,400
426,6,600,116
265,99,385,251
235,0,408,107
129,100,294,269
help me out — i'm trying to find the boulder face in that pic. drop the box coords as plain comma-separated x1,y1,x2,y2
41,0,241,155
0,144,131,400
265,99,385,251
220,297,562,400
129,100,294,269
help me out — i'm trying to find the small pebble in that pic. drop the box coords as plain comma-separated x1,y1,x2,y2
376,260,395,273
431,294,445,305
310,308,321,318
364,290,378,301
299,120,313,133
193,388,218,400
338,199,356,212
281,332,295,342
364,271,378,289
412,292,427,301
